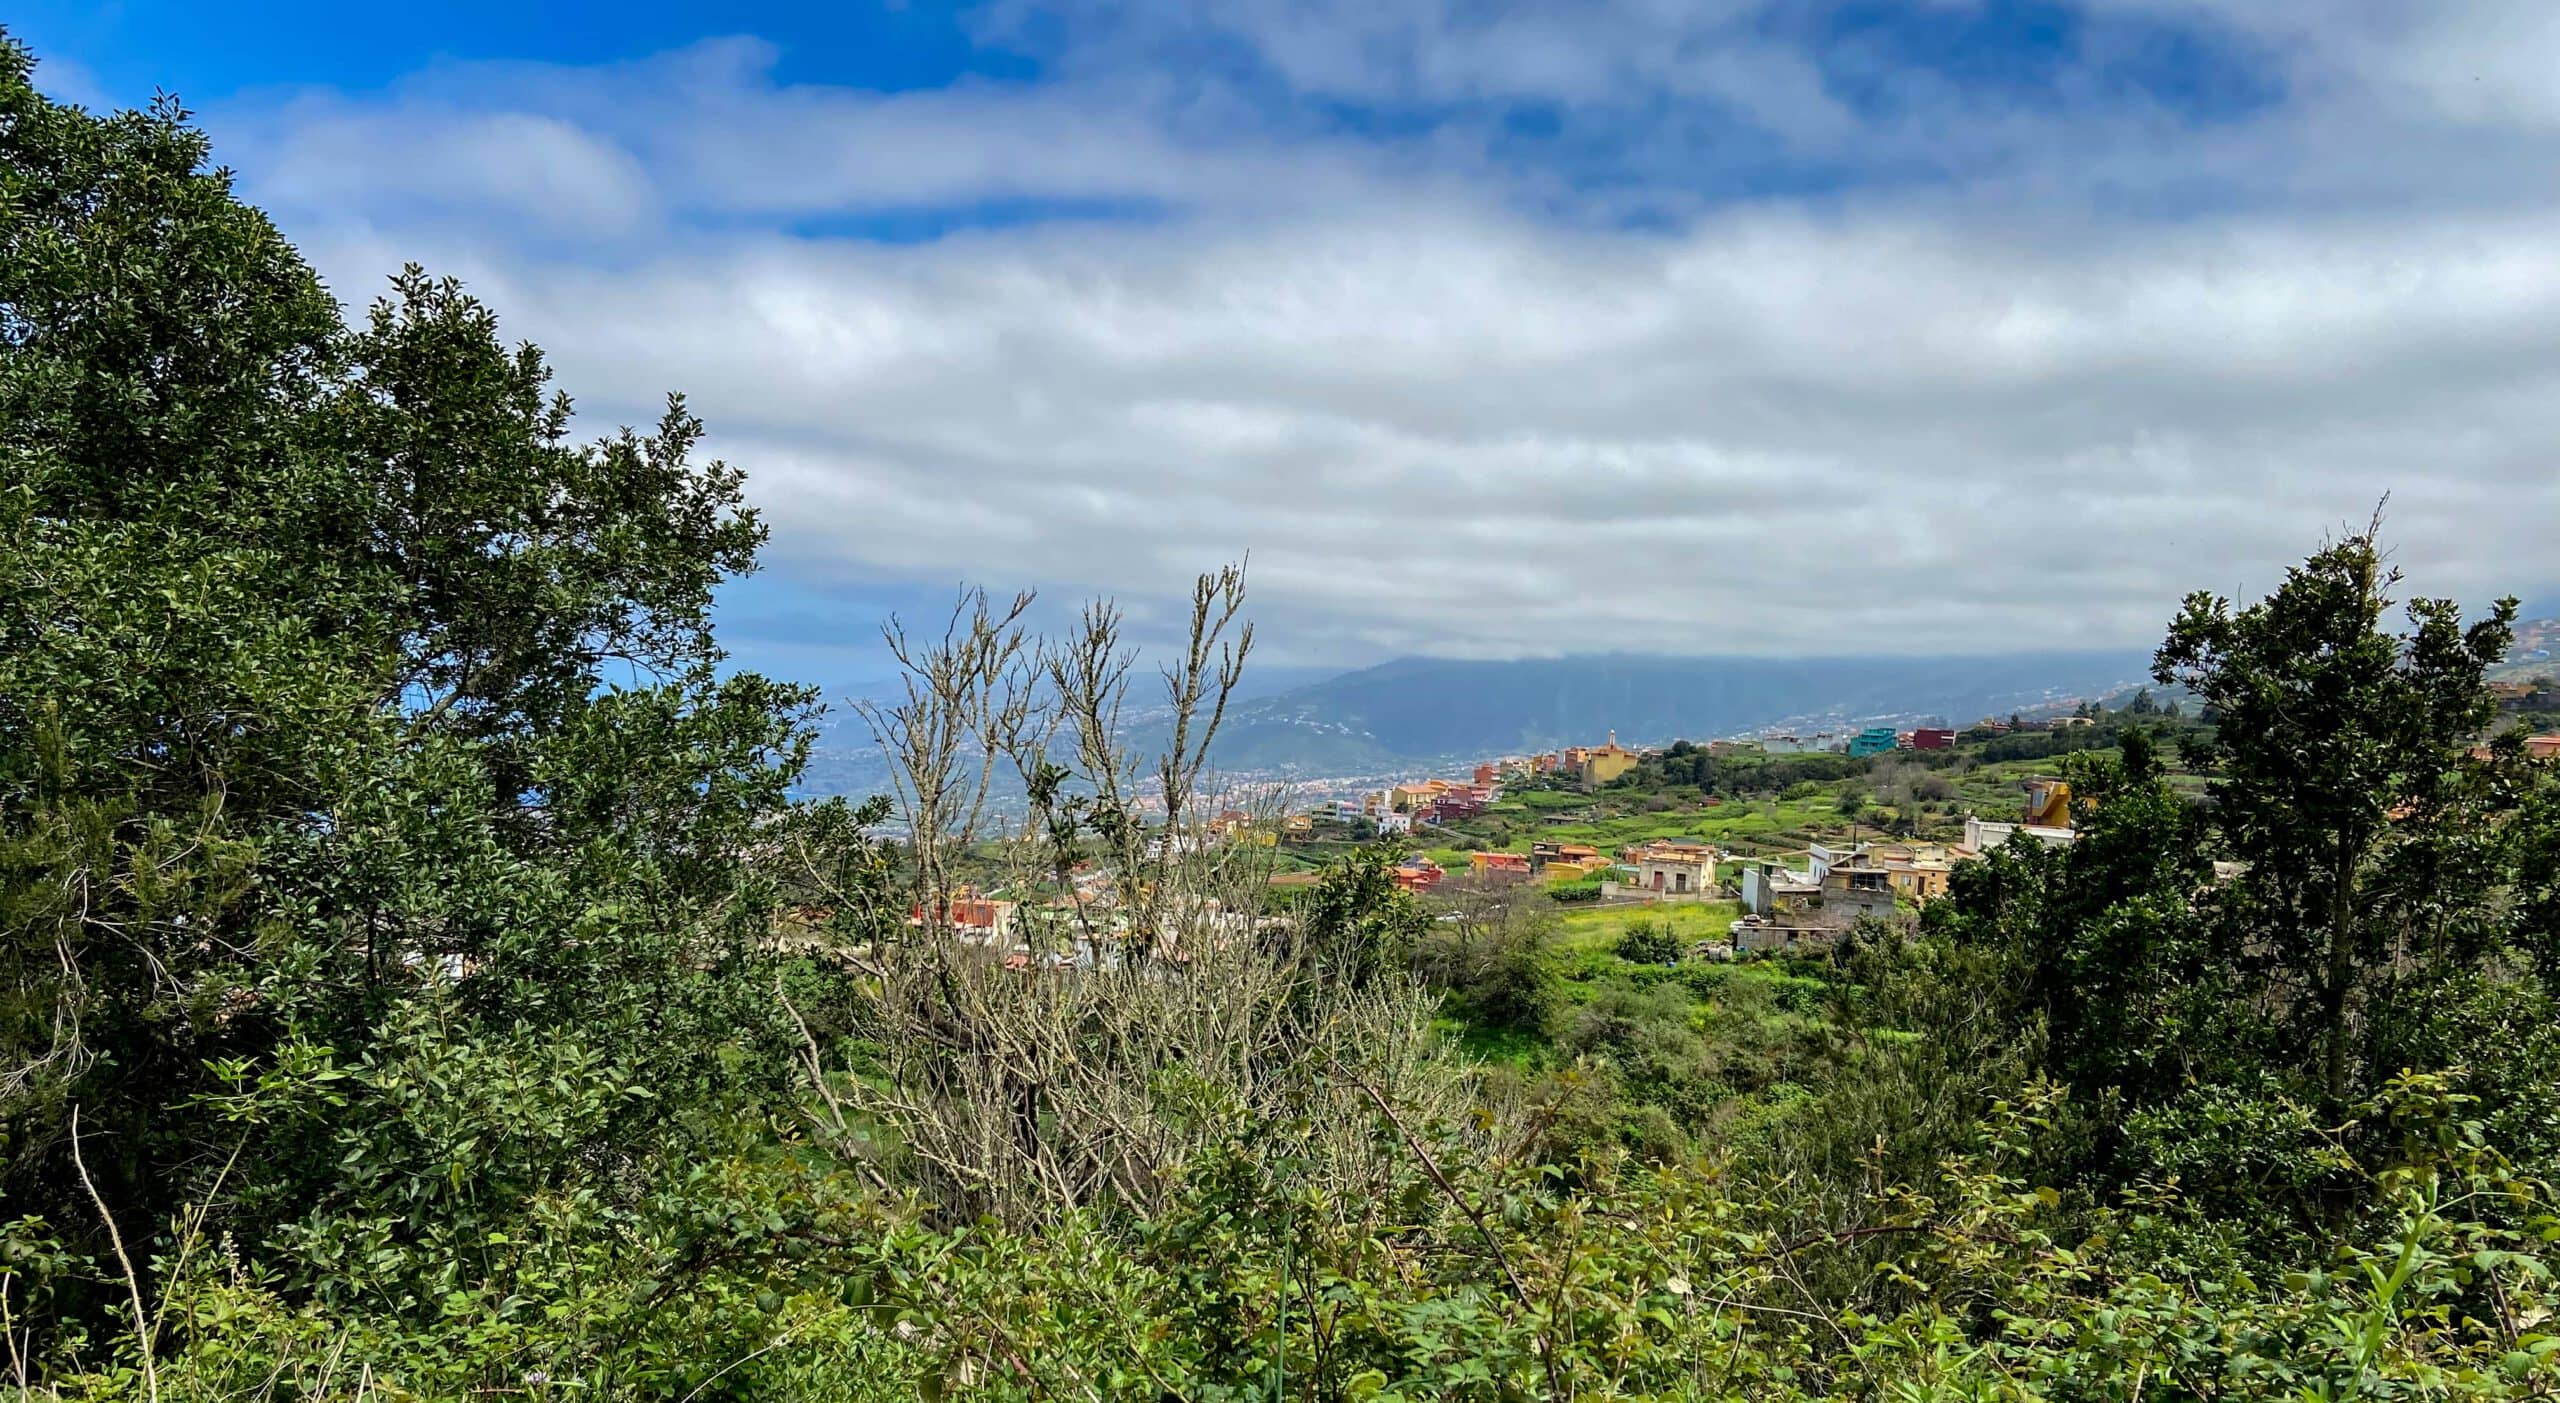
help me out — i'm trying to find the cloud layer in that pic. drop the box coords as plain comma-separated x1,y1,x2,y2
183,1,2560,664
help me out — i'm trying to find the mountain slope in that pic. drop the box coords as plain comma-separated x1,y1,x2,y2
1198,650,2153,773
796,649,2158,797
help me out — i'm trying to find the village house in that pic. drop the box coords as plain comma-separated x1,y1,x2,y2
1627,847,1717,899
1819,862,1902,923
1860,842,1957,901
1732,854,1897,954
1530,840,1607,878
1429,792,1489,823
1909,727,1956,750
1624,837,1717,862
1390,782,1441,814
1961,815,2077,853
1390,857,1445,893
1469,850,1534,881
910,892,1019,945
2021,777,2073,828
1739,861,1821,918
1208,809,1275,846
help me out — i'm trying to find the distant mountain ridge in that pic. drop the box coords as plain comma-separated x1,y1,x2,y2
1189,649,2154,775
791,623,2558,800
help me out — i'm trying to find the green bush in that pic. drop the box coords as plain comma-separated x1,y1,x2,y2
1613,920,1683,965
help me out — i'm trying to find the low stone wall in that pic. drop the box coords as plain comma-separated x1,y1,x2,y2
1599,880,1720,903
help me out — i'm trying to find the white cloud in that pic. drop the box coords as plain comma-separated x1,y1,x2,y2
230,99,661,237
189,1,2560,663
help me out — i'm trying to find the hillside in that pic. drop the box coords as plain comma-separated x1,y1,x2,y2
794,648,2156,798
2500,616,2560,678
1193,648,2152,773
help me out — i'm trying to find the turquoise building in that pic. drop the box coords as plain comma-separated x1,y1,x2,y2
1847,726,1901,757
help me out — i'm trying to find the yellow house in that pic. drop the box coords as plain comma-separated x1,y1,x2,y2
1578,731,1641,789
1842,842,1957,902
2022,778,2072,829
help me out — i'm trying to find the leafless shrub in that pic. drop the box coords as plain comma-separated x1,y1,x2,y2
810,563,1482,1226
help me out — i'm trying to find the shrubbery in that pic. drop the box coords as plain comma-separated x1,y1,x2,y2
1612,919,1682,965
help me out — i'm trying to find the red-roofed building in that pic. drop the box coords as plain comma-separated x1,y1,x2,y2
910,893,1018,942
1391,858,1446,893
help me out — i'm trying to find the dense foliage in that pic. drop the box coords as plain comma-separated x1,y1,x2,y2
9,38,2560,1400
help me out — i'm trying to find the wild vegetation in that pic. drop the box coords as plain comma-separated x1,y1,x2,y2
10,40,2560,1399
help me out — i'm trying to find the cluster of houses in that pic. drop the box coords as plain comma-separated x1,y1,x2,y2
1309,717,2114,839
1733,725,1961,757
1379,836,1723,899
1724,778,2078,952
1322,768,1501,836
1326,734,1650,837
902,860,1291,972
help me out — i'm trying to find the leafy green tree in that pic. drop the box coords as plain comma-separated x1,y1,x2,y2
1940,732,2233,1127
2155,520,2517,1103
1296,848,1431,988
0,35,863,1331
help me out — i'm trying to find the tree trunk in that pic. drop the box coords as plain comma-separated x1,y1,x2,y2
2325,828,2358,1105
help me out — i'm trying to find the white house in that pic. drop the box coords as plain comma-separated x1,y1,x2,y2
1962,816,2077,852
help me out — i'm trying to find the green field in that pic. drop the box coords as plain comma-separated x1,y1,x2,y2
1552,898,1746,957
1420,791,1853,867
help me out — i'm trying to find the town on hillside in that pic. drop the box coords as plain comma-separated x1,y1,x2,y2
1232,686,2560,960
900,674,2560,971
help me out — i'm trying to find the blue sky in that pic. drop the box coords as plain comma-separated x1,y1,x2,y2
16,0,2559,691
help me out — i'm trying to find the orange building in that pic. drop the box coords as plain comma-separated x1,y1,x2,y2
1390,858,1446,893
